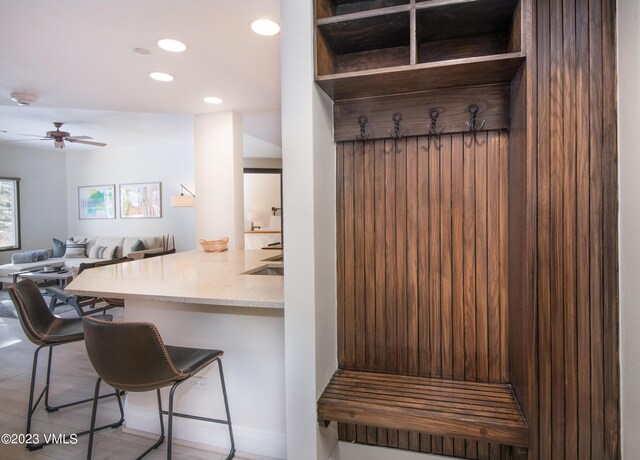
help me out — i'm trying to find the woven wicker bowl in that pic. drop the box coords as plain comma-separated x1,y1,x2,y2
199,237,229,252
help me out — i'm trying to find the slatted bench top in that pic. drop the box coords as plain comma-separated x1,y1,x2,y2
317,369,528,448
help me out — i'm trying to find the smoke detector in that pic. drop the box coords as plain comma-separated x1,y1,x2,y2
10,92,38,106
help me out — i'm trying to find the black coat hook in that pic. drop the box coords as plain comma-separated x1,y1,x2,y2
466,104,486,133
428,108,445,136
354,115,371,140
388,112,405,138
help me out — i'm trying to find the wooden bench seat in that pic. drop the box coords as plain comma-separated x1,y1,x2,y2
317,370,528,448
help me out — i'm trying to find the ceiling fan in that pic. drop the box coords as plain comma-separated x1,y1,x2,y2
10,122,107,149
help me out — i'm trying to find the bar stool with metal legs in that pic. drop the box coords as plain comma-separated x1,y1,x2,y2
7,279,124,451
82,316,235,460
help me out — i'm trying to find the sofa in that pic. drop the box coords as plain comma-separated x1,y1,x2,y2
0,235,167,288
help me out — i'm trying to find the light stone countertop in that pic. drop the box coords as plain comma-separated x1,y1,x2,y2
65,249,284,309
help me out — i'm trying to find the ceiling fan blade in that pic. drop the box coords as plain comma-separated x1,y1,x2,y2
66,138,107,147
66,135,93,140
2,138,49,142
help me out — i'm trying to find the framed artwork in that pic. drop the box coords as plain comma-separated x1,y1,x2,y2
78,185,116,219
120,182,162,218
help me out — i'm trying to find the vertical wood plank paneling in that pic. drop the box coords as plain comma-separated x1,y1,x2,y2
475,132,489,460
430,136,442,381
343,141,357,444
337,142,345,370
440,137,454,421
418,135,431,377
562,0,578,458
363,140,377,445
354,141,366,373
537,1,553,459
364,141,376,371
601,0,621,457
385,137,399,449
407,137,419,377
588,0,605,456
336,131,511,459
417,135,432,454
575,0,592,458
452,134,466,459
374,139,387,374
529,0,620,458
550,0,566,456
343,142,356,371
463,132,477,382
397,140,410,453
487,131,501,384
452,133,465,380
463,132,478,459
373,139,388,446
475,131,489,384
385,138,398,376
396,137,408,377
498,131,509,384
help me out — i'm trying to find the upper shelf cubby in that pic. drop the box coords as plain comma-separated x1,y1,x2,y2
315,0,524,100
317,0,410,19
416,0,521,63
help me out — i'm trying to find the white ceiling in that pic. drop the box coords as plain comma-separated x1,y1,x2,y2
0,0,282,150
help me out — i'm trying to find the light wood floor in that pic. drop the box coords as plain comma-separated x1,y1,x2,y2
0,307,249,460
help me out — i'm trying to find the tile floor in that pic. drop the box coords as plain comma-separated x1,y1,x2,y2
0,304,248,460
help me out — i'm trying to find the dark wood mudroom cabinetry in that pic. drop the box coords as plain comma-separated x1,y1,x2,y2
315,1,620,459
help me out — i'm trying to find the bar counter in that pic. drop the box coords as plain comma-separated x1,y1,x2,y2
66,249,286,459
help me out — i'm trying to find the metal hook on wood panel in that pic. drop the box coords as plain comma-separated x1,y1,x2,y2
388,112,405,138
428,108,445,136
465,104,486,133
353,115,371,140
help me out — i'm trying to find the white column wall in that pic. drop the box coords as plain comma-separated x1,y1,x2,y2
618,0,639,457
194,111,244,249
281,0,338,459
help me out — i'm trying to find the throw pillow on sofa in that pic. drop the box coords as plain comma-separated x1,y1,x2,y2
130,239,145,252
53,238,66,257
64,238,87,258
88,245,118,260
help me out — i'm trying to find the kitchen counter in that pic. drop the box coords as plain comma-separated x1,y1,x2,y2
65,249,284,308
65,249,286,459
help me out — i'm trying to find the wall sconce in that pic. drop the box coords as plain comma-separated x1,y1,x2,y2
170,184,196,207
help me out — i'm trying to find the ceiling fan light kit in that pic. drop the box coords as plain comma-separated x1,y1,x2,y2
10,92,38,106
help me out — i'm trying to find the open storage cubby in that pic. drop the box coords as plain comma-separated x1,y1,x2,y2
315,0,524,100
416,0,521,63
317,0,410,18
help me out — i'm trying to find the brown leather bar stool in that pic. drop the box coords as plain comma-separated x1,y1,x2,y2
7,279,124,451
83,316,235,460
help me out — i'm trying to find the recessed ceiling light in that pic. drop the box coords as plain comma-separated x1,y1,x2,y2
204,97,223,104
132,47,151,56
157,39,187,53
149,72,174,82
251,19,280,36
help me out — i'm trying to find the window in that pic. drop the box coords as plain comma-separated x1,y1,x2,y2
0,178,20,251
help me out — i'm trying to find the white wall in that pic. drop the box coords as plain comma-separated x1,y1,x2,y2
0,144,67,264
281,0,338,459
244,173,281,231
618,0,639,457
0,144,68,264
66,114,196,252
